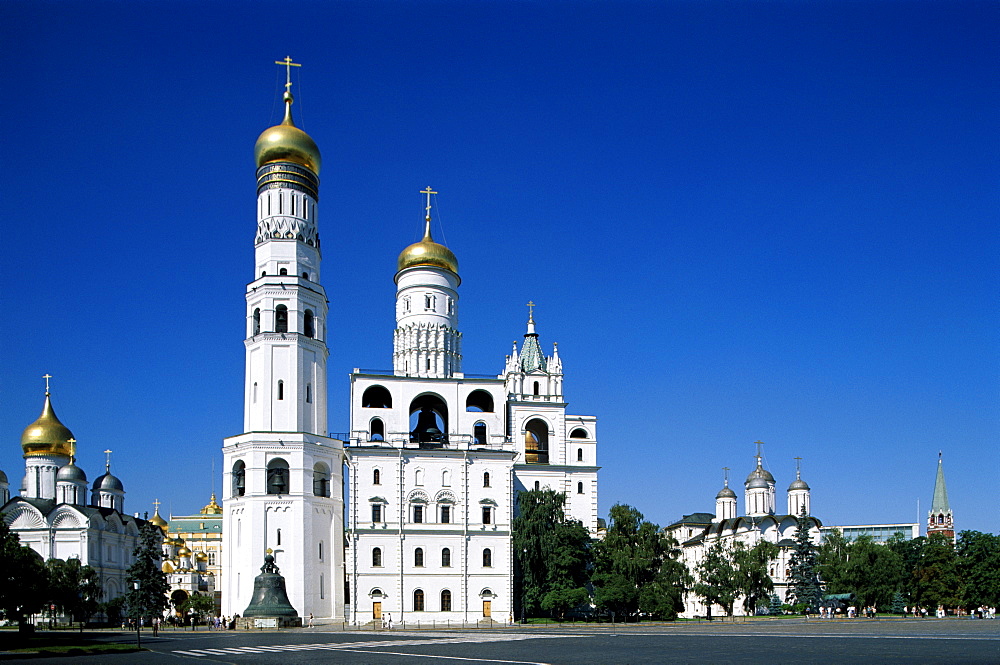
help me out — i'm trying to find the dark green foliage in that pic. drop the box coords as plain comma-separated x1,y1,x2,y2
955,531,1000,609
693,542,739,616
891,591,906,614
734,540,779,614
768,593,783,616
45,558,103,623
179,593,215,621
786,510,820,612
123,523,169,622
820,534,904,608
591,504,690,620
513,490,591,619
912,533,961,609
0,520,49,632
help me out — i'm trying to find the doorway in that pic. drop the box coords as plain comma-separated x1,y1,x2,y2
483,600,491,617
373,602,382,620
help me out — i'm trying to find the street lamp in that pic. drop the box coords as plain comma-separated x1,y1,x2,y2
132,582,141,648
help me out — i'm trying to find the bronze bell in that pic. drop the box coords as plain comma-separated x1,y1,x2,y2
410,407,443,443
243,552,298,617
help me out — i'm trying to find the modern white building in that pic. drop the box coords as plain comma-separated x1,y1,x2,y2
221,75,345,620
2,386,146,602
667,447,821,618
344,200,601,625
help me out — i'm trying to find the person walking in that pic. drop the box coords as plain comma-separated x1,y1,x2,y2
308,613,314,628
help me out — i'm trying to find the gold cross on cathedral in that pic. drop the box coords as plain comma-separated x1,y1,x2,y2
103,449,113,470
153,498,161,512
794,456,803,475
43,374,52,394
754,440,765,460
527,301,536,318
275,56,302,93
421,187,437,219
722,466,730,484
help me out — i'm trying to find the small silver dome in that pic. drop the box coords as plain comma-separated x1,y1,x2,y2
0,469,8,484
747,477,770,490
57,462,87,483
788,478,810,491
93,472,123,492
716,486,737,499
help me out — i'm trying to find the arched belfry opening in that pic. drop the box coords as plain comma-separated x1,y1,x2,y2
524,418,549,464
409,394,448,447
465,390,494,413
362,385,392,409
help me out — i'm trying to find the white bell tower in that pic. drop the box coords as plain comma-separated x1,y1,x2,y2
222,58,344,621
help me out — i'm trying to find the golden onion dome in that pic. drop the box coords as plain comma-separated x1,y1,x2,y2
149,509,169,531
21,393,75,458
195,551,208,561
162,560,175,573
200,493,222,515
397,218,459,274
177,546,191,557
254,91,321,174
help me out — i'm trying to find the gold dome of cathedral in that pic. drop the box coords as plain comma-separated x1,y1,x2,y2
397,218,459,274
21,393,75,458
254,91,321,174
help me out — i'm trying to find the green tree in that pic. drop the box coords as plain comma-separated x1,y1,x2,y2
733,540,779,614
786,510,820,612
887,533,925,602
891,591,906,614
816,528,851,593
179,593,216,623
912,533,961,610
955,531,1000,610
45,557,103,625
124,523,169,623
768,593,783,616
513,490,591,618
839,535,905,609
0,520,49,633
693,542,739,617
592,504,689,620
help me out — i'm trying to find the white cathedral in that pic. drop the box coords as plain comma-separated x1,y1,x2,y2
221,70,599,623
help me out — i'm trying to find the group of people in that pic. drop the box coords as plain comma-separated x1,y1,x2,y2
380,612,394,629
844,605,878,618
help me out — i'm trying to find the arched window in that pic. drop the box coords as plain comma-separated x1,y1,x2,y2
577,482,584,494
442,548,451,567
408,394,448,446
373,469,381,485
253,308,261,335
415,469,424,486
534,481,540,491
362,385,392,408
577,448,583,462
466,390,494,413
442,470,451,486
474,422,487,446
413,589,425,611
533,381,540,396
279,267,288,275
302,272,309,280
524,419,549,464
319,541,323,561
483,548,492,567
483,472,490,488
277,380,284,400
266,458,289,495
441,589,452,611
275,305,288,333
253,382,257,403
370,418,385,441
372,547,382,567
232,460,246,497
414,548,424,567
570,428,588,439
313,462,330,497
276,528,282,545
306,383,312,403
261,270,266,278
938,514,945,524
304,309,315,338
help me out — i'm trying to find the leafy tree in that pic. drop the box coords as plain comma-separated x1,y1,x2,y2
887,533,925,601
768,593,783,616
513,490,591,618
912,533,960,610
124,523,169,623
592,504,689,620
786,510,820,612
733,540,779,614
693,542,739,617
45,558,103,624
955,531,1000,609
101,596,125,626
840,536,905,609
891,591,906,615
817,528,851,592
179,593,216,622
0,520,49,633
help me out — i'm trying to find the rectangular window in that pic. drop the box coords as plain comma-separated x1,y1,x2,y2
413,505,423,523
372,504,382,523
482,506,491,524
441,506,450,524
320,573,324,599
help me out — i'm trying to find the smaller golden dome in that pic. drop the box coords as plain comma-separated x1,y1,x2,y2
177,546,191,557
149,509,168,531
162,560,175,573
195,551,208,561
254,92,321,174
21,394,75,458
398,218,459,274
200,493,222,515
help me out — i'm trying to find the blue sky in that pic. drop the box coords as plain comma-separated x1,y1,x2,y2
2,1,997,534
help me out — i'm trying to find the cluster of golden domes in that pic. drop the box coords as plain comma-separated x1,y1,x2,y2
21,394,75,458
